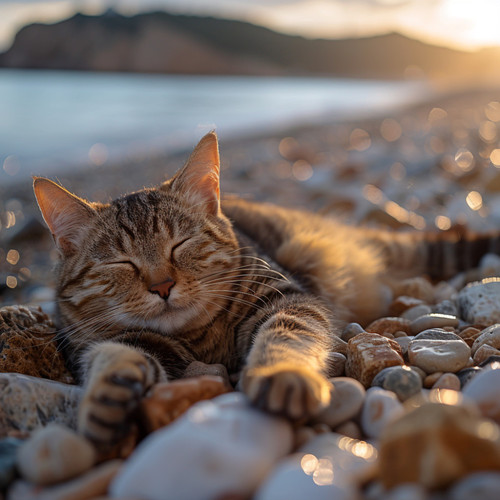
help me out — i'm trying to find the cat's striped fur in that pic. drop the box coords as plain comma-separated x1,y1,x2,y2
33,132,496,446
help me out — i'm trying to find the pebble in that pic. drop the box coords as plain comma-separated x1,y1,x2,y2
371,366,422,402
365,317,411,336
473,344,500,364
330,336,348,356
433,299,458,316
110,393,294,500
254,452,356,500
394,336,413,357
394,277,435,303
312,377,365,428
361,387,404,439
478,355,500,367
388,296,424,316
0,305,73,383
182,361,230,382
378,402,500,489
341,322,364,342
333,421,362,440
17,424,96,485
433,281,457,303
470,324,500,355
0,373,82,437
423,371,443,388
479,253,500,278
0,437,23,490
409,314,459,335
140,375,232,432
462,366,500,423
407,337,470,374
458,279,500,325
449,472,500,500
346,333,404,388
456,366,483,388
431,372,461,391
7,460,122,500
326,352,346,377
413,329,462,341
457,326,482,347
401,304,433,321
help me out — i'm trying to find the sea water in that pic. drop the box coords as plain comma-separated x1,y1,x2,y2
0,69,429,183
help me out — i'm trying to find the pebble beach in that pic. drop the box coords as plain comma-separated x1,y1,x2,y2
2,86,500,498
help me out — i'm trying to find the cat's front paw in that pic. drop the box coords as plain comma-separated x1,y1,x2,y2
241,362,331,421
78,352,157,446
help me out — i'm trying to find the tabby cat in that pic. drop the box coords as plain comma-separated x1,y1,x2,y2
33,132,497,446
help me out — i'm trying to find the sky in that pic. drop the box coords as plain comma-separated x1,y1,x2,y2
1,0,500,52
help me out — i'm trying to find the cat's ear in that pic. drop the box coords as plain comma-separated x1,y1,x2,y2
33,177,96,256
172,132,221,215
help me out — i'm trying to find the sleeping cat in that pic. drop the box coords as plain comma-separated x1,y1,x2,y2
33,132,497,446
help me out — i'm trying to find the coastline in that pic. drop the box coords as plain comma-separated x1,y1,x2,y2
2,84,500,306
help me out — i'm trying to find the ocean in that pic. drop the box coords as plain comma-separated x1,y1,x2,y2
0,69,429,184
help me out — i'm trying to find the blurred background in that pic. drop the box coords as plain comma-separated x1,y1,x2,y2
1,0,500,306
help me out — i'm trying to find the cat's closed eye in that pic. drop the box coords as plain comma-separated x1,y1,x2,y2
171,237,190,261
108,260,141,275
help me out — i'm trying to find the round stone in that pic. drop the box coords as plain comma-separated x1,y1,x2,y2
414,329,462,341
408,338,471,374
401,304,432,322
462,367,500,423
312,377,366,428
410,314,459,335
431,373,461,391
17,424,96,485
473,345,500,365
433,300,458,317
456,367,482,388
371,366,422,402
341,323,364,342
458,279,500,325
361,387,404,439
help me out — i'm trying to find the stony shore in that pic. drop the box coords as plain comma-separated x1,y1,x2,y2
2,86,500,498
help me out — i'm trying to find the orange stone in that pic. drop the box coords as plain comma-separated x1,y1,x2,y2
365,317,411,336
345,333,404,387
140,375,232,432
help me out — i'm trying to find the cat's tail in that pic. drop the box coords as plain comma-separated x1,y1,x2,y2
370,224,500,281
423,225,500,280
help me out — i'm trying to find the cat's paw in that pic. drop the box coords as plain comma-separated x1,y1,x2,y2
78,351,157,446
241,362,331,421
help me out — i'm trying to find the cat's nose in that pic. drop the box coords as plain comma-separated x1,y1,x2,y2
149,278,175,299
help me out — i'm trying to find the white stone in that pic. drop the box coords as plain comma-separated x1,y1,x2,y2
409,313,459,335
458,279,500,325
401,305,432,322
462,364,500,423
480,253,500,279
407,338,470,374
110,392,293,500
449,471,500,500
433,281,457,303
360,387,404,439
394,336,414,356
254,453,357,500
312,377,365,428
17,424,96,485
256,433,378,500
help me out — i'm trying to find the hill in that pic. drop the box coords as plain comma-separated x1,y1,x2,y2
1,10,499,80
